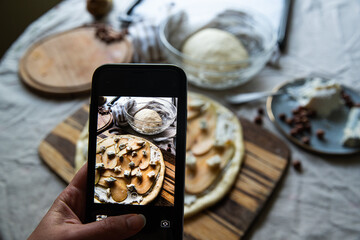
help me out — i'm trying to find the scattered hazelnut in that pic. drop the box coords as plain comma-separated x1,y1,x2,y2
254,115,263,125
292,160,302,172
258,108,264,115
279,113,286,121
302,136,310,145
286,118,294,126
316,129,325,140
290,128,298,137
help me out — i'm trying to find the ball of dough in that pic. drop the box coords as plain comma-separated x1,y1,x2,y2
182,28,248,63
134,109,162,133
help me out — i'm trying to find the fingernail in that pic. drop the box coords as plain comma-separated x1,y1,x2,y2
126,214,146,230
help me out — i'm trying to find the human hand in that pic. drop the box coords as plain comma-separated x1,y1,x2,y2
28,163,146,240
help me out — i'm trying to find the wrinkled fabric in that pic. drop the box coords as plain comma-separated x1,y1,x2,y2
0,0,360,239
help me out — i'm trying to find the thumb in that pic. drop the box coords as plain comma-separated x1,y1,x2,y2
74,214,146,240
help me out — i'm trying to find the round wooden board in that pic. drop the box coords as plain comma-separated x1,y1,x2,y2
19,26,133,96
97,113,113,132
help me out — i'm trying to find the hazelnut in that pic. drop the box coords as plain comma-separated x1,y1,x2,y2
279,113,286,121
254,115,263,125
292,160,302,172
316,129,325,140
302,136,310,145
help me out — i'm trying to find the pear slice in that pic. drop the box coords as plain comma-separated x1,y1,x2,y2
130,142,150,168
102,145,118,169
111,178,128,202
95,170,100,184
131,161,161,195
185,144,234,194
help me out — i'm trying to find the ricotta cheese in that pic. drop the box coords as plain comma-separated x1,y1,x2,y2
295,78,342,117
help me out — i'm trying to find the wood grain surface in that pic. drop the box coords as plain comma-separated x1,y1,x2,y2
38,104,290,239
19,26,133,96
97,112,113,133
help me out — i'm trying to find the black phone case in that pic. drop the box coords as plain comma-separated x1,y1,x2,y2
85,64,187,240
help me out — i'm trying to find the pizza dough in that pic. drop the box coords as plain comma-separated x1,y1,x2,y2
184,92,244,218
134,109,163,133
182,28,249,63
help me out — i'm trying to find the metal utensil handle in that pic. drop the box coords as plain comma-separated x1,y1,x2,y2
226,91,283,104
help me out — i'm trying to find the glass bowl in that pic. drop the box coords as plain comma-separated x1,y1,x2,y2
159,8,277,90
124,98,177,135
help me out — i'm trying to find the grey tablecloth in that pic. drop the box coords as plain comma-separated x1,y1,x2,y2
1,0,360,239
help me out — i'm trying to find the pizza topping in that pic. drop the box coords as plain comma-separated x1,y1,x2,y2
104,176,117,185
127,184,136,191
129,161,135,168
124,170,131,177
114,166,122,173
200,119,207,130
147,171,156,179
137,141,145,146
186,152,197,170
95,170,100,184
214,112,234,147
206,155,221,168
107,151,116,159
149,159,157,166
135,169,143,178
95,163,105,170
95,135,164,204
106,188,111,198
184,194,197,205
189,99,205,110
99,145,106,154
111,179,128,202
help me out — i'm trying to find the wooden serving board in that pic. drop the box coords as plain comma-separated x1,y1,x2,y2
39,105,290,239
19,26,133,96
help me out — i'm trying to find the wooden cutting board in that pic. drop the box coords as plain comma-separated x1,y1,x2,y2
38,104,290,239
19,26,133,96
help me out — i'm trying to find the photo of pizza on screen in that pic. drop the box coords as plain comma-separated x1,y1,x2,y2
94,96,177,206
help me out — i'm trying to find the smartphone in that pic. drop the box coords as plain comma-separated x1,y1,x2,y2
85,64,187,239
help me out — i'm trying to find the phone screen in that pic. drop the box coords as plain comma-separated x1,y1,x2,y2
94,96,177,208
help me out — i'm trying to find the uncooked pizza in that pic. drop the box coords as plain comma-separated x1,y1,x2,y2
94,134,165,205
184,92,244,218
75,92,244,214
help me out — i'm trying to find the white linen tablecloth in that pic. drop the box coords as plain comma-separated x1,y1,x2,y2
0,0,360,239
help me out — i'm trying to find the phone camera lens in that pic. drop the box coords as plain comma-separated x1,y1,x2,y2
160,220,170,228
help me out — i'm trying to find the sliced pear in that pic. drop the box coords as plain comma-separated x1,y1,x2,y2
96,154,102,164
95,170,100,184
185,144,234,195
102,145,118,169
127,138,145,151
192,138,214,156
111,178,128,202
131,162,161,195
130,142,150,168
97,138,115,148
